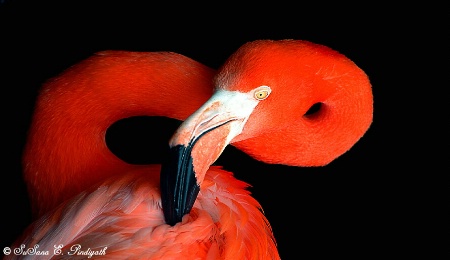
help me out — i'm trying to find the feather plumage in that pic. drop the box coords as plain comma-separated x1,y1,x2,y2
7,166,279,259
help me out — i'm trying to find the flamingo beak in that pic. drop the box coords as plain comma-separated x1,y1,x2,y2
160,89,260,225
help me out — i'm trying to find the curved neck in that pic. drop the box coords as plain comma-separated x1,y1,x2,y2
23,51,215,218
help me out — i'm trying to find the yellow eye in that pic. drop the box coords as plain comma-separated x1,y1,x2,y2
254,86,271,100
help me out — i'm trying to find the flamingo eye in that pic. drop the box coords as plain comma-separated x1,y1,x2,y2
253,86,271,100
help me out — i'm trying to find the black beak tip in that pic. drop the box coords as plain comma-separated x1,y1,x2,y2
160,145,200,226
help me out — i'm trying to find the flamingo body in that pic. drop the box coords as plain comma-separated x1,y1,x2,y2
8,39,373,259
8,166,277,259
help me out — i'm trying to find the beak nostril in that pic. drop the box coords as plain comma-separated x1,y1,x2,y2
303,102,322,117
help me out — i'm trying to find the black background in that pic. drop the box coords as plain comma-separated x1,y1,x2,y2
0,1,435,259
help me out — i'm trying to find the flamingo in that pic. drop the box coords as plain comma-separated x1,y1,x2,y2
5,39,372,259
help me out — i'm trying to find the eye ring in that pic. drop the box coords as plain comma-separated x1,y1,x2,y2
254,86,271,100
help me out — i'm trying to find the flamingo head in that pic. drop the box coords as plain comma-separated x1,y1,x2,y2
161,39,373,225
